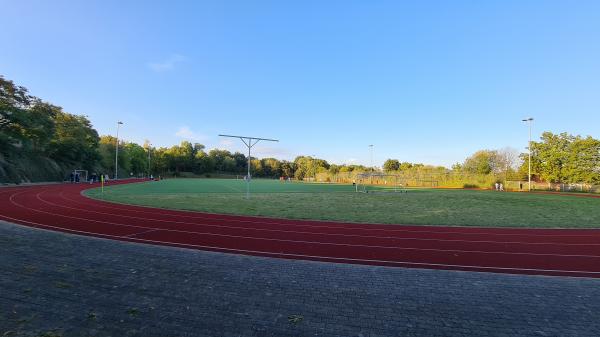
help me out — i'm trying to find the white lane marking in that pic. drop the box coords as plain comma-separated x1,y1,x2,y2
4,190,600,258
125,228,162,238
32,190,600,248
1,213,599,277
67,190,600,238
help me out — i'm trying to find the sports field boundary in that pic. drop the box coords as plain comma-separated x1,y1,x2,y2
1,180,600,278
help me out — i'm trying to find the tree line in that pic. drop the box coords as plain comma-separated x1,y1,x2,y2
1,76,100,182
2,75,598,184
381,133,600,185
1,75,371,182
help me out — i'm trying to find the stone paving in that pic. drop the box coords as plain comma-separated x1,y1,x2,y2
1,221,599,337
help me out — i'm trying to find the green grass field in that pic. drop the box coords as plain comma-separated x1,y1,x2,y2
85,178,600,228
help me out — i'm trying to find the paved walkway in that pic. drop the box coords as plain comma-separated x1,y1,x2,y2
1,221,599,337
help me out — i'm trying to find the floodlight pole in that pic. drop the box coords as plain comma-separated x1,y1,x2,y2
147,142,152,178
312,154,317,181
219,134,279,199
115,121,123,180
369,144,374,184
522,118,534,191
369,144,374,171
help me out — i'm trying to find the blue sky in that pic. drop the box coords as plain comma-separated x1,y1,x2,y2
2,1,599,167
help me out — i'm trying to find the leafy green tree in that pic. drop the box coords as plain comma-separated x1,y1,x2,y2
193,150,213,174
166,141,195,172
399,162,413,171
209,149,237,172
280,161,296,178
517,132,600,183
47,111,99,170
451,163,462,171
562,136,600,183
151,147,170,175
232,152,247,173
21,102,57,151
98,136,117,174
462,150,499,175
261,158,282,177
125,142,147,176
383,159,400,171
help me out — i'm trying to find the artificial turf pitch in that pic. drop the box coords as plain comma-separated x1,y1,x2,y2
85,178,600,228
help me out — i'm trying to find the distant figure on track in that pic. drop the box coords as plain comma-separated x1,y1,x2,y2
495,182,499,191
500,183,504,191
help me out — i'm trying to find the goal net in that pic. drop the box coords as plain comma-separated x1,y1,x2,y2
73,169,88,182
355,173,406,193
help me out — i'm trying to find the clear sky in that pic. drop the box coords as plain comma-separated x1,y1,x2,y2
2,0,599,167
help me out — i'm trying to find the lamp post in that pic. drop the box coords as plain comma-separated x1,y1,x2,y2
522,118,533,191
369,144,374,171
147,142,152,178
115,121,123,179
368,144,374,185
312,154,317,181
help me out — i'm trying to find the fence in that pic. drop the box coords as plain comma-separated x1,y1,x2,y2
505,181,600,193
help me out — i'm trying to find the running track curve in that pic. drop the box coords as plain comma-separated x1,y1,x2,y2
2,180,600,278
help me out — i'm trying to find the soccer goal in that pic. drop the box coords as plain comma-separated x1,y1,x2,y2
355,173,406,193
72,169,88,182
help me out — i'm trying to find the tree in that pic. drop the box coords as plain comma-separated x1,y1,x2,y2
98,136,117,174
516,132,600,183
125,142,147,176
21,102,56,152
47,111,99,170
261,158,282,177
563,136,600,183
232,152,247,173
151,147,170,174
209,149,236,172
166,141,195,172
399,162,413,171
383,159,400,172
462,150,499,175
280,161,296,178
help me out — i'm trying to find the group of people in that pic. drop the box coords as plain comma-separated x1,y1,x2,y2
494,182,504,191
88,173,109,184
69,172,81,183
69,172,109,184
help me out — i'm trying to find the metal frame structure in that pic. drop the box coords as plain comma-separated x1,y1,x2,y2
522,118,534,191
73,169,88,182
115,121,123,179
147,142,152,178
218,134,279,199
355,172,406,193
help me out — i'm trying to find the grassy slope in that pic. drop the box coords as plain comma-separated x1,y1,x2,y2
85,178,600,228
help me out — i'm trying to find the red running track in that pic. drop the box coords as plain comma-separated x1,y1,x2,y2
2,180,600,278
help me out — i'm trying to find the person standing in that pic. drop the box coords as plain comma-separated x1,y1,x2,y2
495,182,499,191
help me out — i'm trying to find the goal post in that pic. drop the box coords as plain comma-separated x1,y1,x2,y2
355,173,406,193
73,169,88,182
